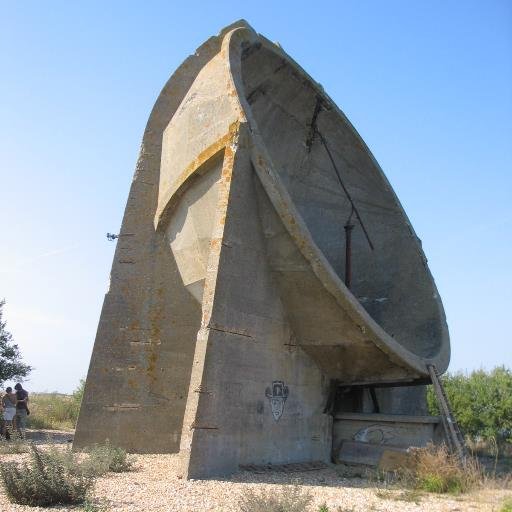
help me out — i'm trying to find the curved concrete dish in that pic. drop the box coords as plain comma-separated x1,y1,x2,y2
155,22,449,382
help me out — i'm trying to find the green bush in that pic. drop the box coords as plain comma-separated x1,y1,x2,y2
0,437,131,507
417,473,462,494
238,485,313,512
83,440,133,476
0,444,94,506
500,497,512,512
427,366,512,445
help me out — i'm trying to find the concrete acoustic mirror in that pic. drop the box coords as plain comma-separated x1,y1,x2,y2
74,20,450,478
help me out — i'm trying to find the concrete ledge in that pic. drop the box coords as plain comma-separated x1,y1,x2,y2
334,413,441,424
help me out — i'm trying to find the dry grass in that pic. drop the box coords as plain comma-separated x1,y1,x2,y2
83,440,134,475
410,444,483,494
375,488,423,504
317,504,356,512
28,393,78,430
467,437,512,461
238,485,313,512
390,443,512,495
0,438,30,455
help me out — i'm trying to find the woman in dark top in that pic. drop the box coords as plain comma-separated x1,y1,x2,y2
14,383,29,438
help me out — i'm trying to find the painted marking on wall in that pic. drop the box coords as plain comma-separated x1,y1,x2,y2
265,381,289,421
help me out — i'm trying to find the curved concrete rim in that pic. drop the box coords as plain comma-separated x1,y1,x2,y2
222,25,449,377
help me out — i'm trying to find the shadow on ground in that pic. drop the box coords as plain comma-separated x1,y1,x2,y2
25,429,74,445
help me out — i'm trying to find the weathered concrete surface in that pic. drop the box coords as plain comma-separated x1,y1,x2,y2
332,412,443,459
333,413,443,468
75,20,450,478
74,22,244,454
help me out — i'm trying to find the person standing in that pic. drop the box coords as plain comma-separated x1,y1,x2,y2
2,387,17,439
14,383,29,438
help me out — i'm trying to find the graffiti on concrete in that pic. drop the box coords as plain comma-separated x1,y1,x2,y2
353,425,397,445
265,381,289,421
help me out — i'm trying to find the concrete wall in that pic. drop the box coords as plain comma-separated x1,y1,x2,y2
332,412,443,457
74,23,245,453
178,130,332,478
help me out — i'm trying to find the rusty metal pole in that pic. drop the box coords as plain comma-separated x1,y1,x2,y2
344,221,354,289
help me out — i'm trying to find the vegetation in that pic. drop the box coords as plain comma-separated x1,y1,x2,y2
83,440,134,475
23,439,133,481
500,497,512,512
0,299,31,385
238,485,313,512
374,444,490,496
0,440,132,507
82,498,109,512
375,488,423,504
28,379,84,430
238,489,354,512
0,437,30,454
399,444,483,495
0,444,94,506
427,366,512,446
43,439,133,479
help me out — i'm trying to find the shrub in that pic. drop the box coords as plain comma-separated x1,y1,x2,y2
238,485,313,512
501,497,512,512
82,498,109,512
427,366,512,446
0,444,94,506
83,440,133,476
375,488,423,504
407,444,482,494
72,378,85,415
0,437,30,454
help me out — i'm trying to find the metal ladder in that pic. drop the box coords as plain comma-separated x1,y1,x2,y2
427,364,467,460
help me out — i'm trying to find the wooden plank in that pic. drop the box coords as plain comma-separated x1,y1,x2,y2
336,441,408,467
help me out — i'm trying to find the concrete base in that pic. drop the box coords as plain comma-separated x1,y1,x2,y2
333,412,443,465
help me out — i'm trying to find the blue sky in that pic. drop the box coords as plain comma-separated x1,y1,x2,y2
1,1,510,393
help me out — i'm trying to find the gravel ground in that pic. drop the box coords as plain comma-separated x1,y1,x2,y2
0,436,510,511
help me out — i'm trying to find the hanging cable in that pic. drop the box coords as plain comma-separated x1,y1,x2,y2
344,207,355,288
316,130,374,251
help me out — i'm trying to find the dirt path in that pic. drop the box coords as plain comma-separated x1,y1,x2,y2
25,428,74,444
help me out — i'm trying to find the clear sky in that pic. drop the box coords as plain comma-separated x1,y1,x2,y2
1,1,510,393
